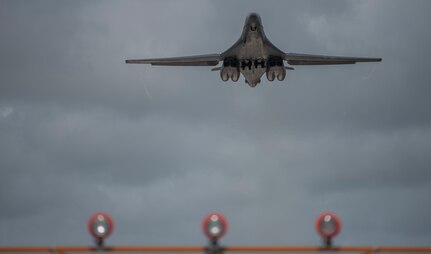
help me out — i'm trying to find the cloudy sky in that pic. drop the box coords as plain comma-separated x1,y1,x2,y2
1,0,431,248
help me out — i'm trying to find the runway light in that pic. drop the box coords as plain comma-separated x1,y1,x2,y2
88,212,114,247
315,212,341,247
202,213,228,243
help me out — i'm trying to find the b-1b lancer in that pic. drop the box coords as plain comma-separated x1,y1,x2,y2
125,13,381,87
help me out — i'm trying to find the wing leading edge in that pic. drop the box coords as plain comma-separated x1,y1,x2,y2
125,54,221,66
284,53,382,65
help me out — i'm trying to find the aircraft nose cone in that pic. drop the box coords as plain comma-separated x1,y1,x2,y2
246,12,261,26
248,13,259,19
247,13,261,31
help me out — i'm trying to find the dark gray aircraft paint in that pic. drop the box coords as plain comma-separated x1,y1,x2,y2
125,13,381,87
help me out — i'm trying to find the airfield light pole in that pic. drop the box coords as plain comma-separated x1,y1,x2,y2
87,212,114,248
1,212,431,254
315,212,342,248
202,213,228,254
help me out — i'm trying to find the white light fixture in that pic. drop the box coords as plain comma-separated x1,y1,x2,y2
315,212,341,247
88,212,114,247
202,213,228,243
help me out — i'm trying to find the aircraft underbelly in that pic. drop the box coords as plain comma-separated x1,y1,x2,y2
240,67,266,87
238,37,267,59
238,37,267,86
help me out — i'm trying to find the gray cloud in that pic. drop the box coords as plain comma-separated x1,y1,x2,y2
1,0,431,248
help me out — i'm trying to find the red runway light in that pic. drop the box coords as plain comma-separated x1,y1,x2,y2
202,213,228,241
315,212,341,240
88,212,114,241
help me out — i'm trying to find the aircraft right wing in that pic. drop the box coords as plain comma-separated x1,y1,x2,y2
125,54,221,66
284,53,382,65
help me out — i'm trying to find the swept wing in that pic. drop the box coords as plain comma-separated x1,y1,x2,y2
125,54,221,66
284,53,381,65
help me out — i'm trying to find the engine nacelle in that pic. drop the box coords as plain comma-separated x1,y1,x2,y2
231,68,240,81
277,67,286,81
221,57,240,82
266,67,285,81
220,67,229,81
221,67,240,82
266,56,286,81
266,68,275,81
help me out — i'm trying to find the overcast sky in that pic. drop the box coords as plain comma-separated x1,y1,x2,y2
1,0,431,248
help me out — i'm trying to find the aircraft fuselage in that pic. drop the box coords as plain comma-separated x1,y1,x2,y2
221,13,287,87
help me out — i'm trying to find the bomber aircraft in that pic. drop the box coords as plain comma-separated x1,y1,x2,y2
125,13,381,87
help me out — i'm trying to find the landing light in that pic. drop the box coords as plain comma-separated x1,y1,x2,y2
315,212,341,247
202,213,228,243
88,212,114,247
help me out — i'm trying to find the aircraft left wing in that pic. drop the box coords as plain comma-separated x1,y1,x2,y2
125,54,221,66
284,53,381,65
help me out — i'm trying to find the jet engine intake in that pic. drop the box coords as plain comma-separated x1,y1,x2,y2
223,57,239,68
267,56,284,67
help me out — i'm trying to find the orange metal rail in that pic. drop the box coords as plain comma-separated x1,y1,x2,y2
1,246,431,254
